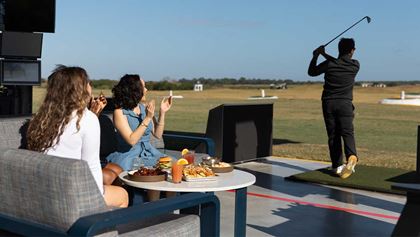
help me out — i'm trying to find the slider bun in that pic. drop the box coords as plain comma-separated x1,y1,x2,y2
159,156,172,162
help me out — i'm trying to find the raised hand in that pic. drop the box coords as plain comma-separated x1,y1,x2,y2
89,92,108,116
97,92,107,110
160,96,172,114
313,46,325,57
146,100,155,119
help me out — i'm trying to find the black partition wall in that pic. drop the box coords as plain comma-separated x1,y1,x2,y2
205,103,273,163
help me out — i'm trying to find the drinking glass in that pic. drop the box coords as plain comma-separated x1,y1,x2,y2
171,163,183,183
183,151,195,165
131,157,143,170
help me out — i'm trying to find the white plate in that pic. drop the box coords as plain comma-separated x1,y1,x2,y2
183,175,217,182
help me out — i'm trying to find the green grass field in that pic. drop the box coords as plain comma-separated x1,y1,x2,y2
33,84,420,170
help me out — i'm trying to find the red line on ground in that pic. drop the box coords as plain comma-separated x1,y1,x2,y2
226,190,399,220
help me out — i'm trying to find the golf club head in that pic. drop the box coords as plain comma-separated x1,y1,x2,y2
365,16,371,23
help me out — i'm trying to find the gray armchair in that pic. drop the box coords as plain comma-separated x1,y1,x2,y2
0,148,220,236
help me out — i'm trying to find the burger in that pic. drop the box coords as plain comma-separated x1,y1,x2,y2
158,156,172,169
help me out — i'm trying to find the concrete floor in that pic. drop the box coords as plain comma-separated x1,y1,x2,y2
215,157,405,237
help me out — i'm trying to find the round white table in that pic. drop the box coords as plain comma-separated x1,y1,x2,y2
119,169,256,237
119,169,255,192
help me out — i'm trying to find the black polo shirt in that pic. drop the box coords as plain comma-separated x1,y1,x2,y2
308,55,360,101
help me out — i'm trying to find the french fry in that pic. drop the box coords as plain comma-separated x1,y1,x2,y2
182,164,215,178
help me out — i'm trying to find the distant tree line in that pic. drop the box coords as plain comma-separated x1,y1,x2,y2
179,77,293,86
91,79,117,89
147,77,297,90
84,77,296,90
355,81,420,87
38,78,420,90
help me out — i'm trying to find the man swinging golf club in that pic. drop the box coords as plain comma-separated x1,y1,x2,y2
308,38,359,179
307,16,370,178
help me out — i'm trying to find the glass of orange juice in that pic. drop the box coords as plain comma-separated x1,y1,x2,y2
171,163,183,183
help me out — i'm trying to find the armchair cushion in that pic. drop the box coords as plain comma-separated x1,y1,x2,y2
118,214,199,237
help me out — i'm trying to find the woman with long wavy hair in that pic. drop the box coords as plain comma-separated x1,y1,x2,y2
27,65,128,208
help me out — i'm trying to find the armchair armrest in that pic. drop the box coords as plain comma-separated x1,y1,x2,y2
162,134,215,156
0,193,219,237
68,192,220,237
0,213,67,236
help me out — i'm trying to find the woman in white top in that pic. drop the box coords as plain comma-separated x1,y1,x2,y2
26,65,128,208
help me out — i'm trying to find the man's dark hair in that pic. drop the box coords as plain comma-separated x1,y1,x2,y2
112,74,143,110
338,38,355,55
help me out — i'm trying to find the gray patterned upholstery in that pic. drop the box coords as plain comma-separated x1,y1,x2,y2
119,214,200,237
0,116,30,149
0,148,107,232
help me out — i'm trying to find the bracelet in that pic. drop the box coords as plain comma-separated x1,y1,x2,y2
140,122,148,128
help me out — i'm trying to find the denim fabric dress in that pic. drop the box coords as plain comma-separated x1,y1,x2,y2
106,104,165,170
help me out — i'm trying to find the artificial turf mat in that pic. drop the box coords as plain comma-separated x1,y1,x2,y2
285,165,420,195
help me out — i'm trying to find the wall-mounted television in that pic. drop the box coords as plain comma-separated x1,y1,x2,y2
4,0,55,33
1,59,41,85
0,31,43,58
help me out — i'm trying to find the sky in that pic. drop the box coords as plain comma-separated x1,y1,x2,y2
41,0,420,81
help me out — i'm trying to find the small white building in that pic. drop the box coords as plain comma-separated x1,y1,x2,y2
269,83,287,89
194,81,203,91
374,83,387,88
361,83,373,87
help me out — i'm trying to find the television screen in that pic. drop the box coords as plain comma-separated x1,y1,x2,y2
0,32,43,58
1,60,41,85
4,0,55,33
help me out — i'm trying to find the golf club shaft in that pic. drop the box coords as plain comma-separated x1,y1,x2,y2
324,16,368,47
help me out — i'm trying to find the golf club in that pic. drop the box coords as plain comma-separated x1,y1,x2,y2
324,16,371,47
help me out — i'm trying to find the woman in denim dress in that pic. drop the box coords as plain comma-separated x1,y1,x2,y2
106,74,172,171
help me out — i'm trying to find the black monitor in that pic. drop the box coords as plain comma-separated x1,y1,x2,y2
1,60,41,85
205,103,273,163
4,0,55,33
0,31,43,58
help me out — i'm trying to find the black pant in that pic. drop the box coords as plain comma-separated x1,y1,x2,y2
322,99,357,168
